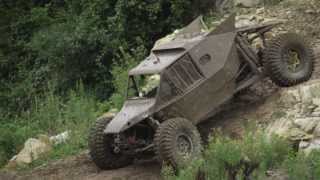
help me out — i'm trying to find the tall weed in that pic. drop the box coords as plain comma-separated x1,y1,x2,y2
0,83,104,168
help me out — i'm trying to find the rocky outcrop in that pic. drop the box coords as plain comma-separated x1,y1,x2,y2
6,136,52,169
5,131,70,169
235,0,262,7
235,7,285,28
266,80,320,153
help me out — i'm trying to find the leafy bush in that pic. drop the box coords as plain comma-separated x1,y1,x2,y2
168,130,292,180
0,83,106,168
109,45,146,109
167,128,320,180
0,124,30,166
283,150,320,180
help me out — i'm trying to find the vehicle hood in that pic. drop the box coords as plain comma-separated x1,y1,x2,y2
129,36,203,75
104,98,156,134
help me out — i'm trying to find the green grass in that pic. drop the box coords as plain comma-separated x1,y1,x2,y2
0,83,109,169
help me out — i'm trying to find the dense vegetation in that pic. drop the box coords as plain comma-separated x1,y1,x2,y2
0,0,221,167
164,131,320,180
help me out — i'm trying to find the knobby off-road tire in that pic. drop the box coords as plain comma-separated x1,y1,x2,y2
154,118,202,169
263,33,315,87
88,117,133,169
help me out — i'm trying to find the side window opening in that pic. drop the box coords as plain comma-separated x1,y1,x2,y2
127,74,160,99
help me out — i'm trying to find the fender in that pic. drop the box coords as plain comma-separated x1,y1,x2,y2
104,98,156,134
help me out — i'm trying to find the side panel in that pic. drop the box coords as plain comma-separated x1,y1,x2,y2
169,56,238,123
189,32,238,78
155,32,240,123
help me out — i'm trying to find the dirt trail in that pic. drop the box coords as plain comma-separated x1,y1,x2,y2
1,42,320,180
1,153,161,180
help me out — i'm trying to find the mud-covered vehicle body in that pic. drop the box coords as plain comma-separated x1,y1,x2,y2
89,14,315,169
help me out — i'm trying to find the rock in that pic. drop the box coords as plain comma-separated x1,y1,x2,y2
266,118,298,139
299,138,320,154
6,138,52,168
293,117,320,133
266,80,320,152
235,19,256,28
256,7,265,15
313,123,320,137
312,98,320,107
299,141,310,149
299,82,320,102
279,89,300,106
50,131,70,145
288,128,313,141
265,170,288,180
38,134,51,145
256,15,264,23
235,0,261,7
252,38,263,49
305,9,316,14
5,131,72,169
312,111,320,117
286,10,292,15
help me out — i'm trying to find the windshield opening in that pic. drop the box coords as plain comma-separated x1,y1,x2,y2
127,74,160,99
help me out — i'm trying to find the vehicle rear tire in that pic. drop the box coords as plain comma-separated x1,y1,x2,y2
263,33,315,87
154,118,202,169
88,117,133,169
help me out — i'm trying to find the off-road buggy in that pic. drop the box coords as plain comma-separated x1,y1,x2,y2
88,14,315,169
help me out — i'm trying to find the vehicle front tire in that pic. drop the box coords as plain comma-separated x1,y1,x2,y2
263,33,315,87
88,117,133,169
154,118,202,169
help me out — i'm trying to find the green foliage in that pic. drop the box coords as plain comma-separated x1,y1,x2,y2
168,129,320,180
0,83,105,168
0,124,31,166
162,159,204,180
109,45,146,109
169,131,293,180
283,150,320,180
